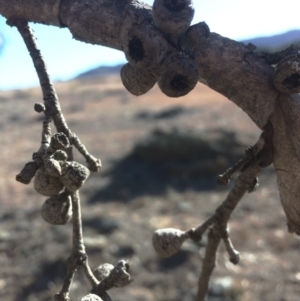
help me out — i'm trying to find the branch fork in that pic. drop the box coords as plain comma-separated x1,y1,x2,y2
152,125,274,300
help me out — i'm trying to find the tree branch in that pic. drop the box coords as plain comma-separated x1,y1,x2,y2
195,164,261,301
0,0,280,128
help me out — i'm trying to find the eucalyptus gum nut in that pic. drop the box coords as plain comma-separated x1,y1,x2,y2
152,228,188,258
34,102,45,113
34,167,64,196
41,192,72,225
120,63,158,95
60,161,90,192
44,157,62,177
94,263,114,281
152,0,195,35
16,161,38,184
50,133,70,151
272,54,300,95
119,1,153,46
123,25,168,70
53,150,68,161
108,260,131,288
158,54,198,97
81,294,103,301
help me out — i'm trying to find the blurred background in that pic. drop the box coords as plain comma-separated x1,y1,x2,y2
0,1,300,301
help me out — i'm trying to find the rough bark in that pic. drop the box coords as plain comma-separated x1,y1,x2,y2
0,0,62,26
1,0,300,233
0,0,277,127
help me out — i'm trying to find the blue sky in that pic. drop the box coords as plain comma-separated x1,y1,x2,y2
0,0,300,90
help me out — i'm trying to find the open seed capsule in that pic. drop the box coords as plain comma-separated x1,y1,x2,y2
158,54,198,97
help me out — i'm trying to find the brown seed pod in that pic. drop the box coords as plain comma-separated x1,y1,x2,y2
152,228,188,258
60,161,90,192
81,294,103,301
120,63,158,96
43,156,62,177
119,1,153,46
41,192,72,225
34,103,45,113
94,263,114,282
158,54,198,97
49,133,70,152
272,54,300,94
107,260,131,288
123,25,168,70
16,161,39,184
34,166,64,196
152,0,195,36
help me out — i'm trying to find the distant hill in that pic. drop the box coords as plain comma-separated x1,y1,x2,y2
242,29,300,52
75,30,300,80
76,64,123,79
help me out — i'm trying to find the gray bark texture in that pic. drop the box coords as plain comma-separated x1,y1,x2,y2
1,0,300,233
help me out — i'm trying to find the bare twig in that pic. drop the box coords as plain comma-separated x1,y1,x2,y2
195,164,261,301
55,190,99,301
8,18,101,171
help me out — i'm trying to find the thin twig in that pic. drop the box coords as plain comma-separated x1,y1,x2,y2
71,190,84,252
70,190,99,287
196,164,261,301
8,18,101,171
9,19,102,298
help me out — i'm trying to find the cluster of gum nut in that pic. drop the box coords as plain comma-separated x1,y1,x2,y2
18,131,90,226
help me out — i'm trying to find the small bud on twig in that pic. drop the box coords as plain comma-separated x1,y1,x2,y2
34,102,46,113
120,63,158,96
223,233,240,265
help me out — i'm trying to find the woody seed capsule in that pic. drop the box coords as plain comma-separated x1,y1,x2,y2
81,294,103,301
152,0,195,36
152,228,188,257
34,166,64,196
60,161,90,192
41,192,72,225
94,263,114,282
